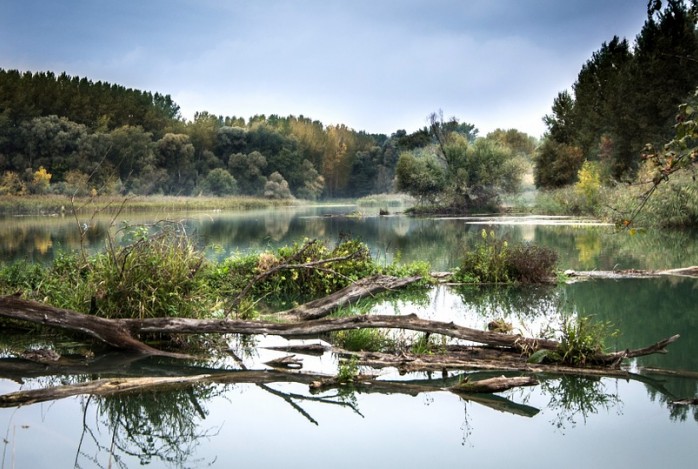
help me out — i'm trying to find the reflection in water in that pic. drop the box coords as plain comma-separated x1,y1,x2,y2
1,209,697,272
538,376,621,432
78,387,220,468
1,210,697,465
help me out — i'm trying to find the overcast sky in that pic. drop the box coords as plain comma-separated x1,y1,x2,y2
1,0,650,137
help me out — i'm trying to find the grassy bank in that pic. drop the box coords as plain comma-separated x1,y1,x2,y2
534,172,698,229
0,194,302,216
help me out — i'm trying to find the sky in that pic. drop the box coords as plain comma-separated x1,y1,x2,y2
0,0,650,137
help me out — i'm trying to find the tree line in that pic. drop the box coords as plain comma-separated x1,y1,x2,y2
0,69,448,199
535,0,698,188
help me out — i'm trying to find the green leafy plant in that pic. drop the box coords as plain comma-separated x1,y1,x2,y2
90,222,210,319
557,316,619,366
454,230,558,284
332,328,390,352
456,229,510,283
337,356,360,383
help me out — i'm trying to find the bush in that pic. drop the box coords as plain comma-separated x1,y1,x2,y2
507,243,558,284
456,229,510,283
557,316,618,366
454,230,557,284
90,223,210,319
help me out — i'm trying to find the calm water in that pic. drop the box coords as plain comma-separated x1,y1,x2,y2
1,205,697,468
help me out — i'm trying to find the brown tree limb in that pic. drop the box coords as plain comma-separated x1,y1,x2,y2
0,295,189,359
280,274,423,320
0,293,679,367
450,376,539,394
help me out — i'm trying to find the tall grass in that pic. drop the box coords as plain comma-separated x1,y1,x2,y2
0,194,300,216
1,229,430,321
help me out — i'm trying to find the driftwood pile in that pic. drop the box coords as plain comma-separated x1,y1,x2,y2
0,271,685,407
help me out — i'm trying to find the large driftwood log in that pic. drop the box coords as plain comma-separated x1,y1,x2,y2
0,293,680,367
565,265,698,281
0,294,559,353
0,294,188,358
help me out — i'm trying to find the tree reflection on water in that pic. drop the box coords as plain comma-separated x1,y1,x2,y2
537,375,621,432
76,386,221,468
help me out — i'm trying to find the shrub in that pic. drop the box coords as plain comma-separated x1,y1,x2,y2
90,223,210,319
454,230,557,284
557,316,618,366
574,161,602,212
506,243,558,284
456,229,510,283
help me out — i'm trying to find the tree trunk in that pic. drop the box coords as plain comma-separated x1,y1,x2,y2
450,375,539,393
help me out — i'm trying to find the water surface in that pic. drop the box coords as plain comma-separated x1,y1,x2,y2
1,206,697,468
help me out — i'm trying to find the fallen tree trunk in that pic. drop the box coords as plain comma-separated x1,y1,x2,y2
0,294,188,359
565,265,698,281
0,294,559,353
450,375,538,393
281,274,423,320
0,294,679,367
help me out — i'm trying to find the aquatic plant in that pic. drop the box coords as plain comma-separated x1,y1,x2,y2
337,356,360,383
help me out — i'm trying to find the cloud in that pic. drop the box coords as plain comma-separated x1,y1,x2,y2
1,0,650,137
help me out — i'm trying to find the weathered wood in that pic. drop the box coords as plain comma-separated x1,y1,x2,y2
121,313,561,352
0,295,188,358
593,334,681,366
450,375,539,393
281,274,423,320
0,294,680,367
565,265,698,281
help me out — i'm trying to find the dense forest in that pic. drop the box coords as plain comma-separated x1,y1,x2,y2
0,68,406,199
0,67,536,203
535,0,698,187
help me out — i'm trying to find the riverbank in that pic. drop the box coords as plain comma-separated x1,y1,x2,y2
0,194,302,216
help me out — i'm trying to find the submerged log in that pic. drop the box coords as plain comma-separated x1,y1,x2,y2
450,375,539,393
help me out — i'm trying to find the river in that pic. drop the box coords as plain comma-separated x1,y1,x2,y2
0,205,697,468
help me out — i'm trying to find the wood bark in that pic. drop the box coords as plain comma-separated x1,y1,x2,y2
281,274,423,320
0,293,679,367
0,294,187,358
450,375,539,393
564,265,698,280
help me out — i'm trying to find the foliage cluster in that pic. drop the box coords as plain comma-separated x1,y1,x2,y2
536,167,697,228
91,224,209,319
0,69,438,200
536,1,698,186
527,316,619,366
0,224,430,322
332,328,391,352
337,356,360,383
556,316,619,366
453,230,558,284
214,239,378,308
396,114,531,212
